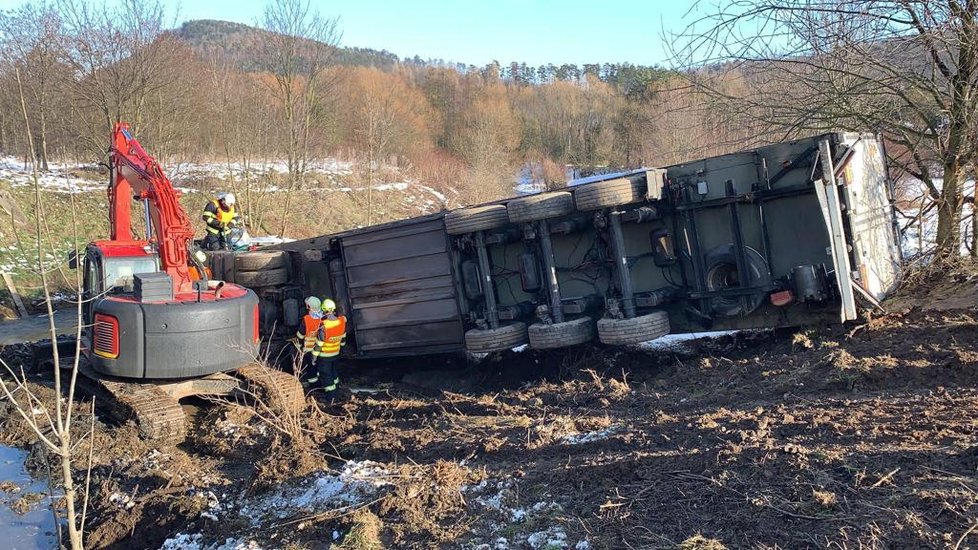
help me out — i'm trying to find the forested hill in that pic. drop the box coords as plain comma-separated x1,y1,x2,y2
173,19,673,95
174,19,401,70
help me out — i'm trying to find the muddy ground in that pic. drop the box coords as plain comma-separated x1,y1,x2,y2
1,281,978,549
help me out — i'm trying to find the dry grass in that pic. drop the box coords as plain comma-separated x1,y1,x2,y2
333,510,384,550
678,534,728,550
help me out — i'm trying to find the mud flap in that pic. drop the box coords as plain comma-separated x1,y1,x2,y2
814,139,858,322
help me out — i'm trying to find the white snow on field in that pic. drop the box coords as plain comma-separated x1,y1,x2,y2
239,460,392,525
0,157,104,193
638,330,741,351
169,158,355,181
561,426,618,445
159,534,262,550
464,480,590,550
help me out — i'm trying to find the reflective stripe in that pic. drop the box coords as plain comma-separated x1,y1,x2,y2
203,211,216,219
314,316,346,357
322,378,339,391
206,226,220,234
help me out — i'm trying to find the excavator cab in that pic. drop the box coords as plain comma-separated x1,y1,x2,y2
78,241,159,325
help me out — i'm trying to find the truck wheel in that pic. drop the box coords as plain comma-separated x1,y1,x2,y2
597,311,670,345
234,266,288,288
464,322,529,353
704,244,770,317
235,250,288,271
507,192,575,223
574,177,648,211
527,317,595,349
445,204,510,235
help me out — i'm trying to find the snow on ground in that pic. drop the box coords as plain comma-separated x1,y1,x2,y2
561,426,619,445
239,460,392,526
464,479,591,549
0,157,447,212
168,158,354,182
638,330,742,352
159,533,262,550
0,157,104,193
158,460,393,550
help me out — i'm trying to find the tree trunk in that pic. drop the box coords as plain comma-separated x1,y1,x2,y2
935,162,964,256
972,190,978,257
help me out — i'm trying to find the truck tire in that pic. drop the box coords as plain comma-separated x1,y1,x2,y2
574,177,648,211
234,266,289,288
507,192,575,223
235,250,288,271
597,311,670,345
527,317,595,349
445,204,510,235
464,322,529,353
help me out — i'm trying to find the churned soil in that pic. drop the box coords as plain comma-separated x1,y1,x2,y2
2,287,978,549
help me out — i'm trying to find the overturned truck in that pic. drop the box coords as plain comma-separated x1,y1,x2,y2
214,132,902,358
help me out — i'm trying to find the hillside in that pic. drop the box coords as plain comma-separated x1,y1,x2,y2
173,19,403,71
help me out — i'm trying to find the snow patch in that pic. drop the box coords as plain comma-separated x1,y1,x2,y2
561,427,618,445
159,534,262,550
240,460,391,525
527,527,568,549
637,330,741,351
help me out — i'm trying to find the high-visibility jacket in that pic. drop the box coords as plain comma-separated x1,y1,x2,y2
202,200,239,235
295,314,323,352
312,315,347,358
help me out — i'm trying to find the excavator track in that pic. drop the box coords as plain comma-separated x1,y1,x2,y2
76,362,303,445
78,363,187,444
233,364,306,416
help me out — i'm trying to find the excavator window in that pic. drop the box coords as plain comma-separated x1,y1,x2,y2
103,257,159,294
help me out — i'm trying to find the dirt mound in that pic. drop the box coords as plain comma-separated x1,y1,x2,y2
887,257,978,311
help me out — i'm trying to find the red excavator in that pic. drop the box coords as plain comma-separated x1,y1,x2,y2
68,123,302,442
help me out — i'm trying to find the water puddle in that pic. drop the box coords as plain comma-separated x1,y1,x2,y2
0,445,58,549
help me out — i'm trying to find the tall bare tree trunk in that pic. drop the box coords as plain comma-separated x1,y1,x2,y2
936,161,964,256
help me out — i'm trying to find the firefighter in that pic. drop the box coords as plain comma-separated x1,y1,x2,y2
293,296,323,378
309,298,347,396
201,192,240,250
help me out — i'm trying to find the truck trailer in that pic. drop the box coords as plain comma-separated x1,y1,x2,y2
215,132,902,359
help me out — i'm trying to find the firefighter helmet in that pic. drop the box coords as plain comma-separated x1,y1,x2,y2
304,296,321,310
321,298,337,313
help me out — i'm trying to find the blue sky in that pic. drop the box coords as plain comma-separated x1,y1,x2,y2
0,0,702,66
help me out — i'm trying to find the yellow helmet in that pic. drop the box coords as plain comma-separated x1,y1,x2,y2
321,298,337,313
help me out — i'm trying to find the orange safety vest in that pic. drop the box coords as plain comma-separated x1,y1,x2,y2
313,315,347,358
295,314,322,352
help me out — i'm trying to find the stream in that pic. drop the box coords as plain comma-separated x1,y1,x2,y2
0,444,58,549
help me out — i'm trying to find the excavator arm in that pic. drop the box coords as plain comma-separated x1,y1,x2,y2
108,122,195,293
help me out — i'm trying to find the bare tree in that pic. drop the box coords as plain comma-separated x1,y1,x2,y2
672,0,978,256
259,0,340,236
345,67,434,225
58,0,183,158
0,68,93,550
0,2,66,170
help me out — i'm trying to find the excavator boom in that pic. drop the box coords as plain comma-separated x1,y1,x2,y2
108,123,195,293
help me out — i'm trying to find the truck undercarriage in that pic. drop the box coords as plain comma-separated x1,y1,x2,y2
214,132,901,360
